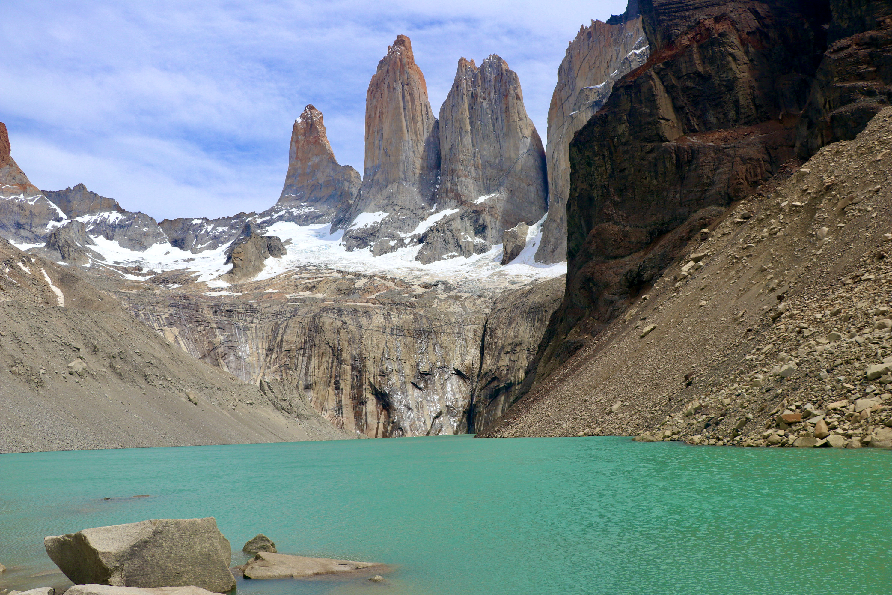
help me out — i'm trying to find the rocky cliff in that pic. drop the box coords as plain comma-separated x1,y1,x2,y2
332,35,441,254
485,107,892,449
0,122,40,197
277,105,361,223
0,236,345,453
535,16,649,264
418,56,548,263
523,0,832,392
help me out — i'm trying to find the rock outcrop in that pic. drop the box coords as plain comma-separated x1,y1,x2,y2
523,0,832,391
419,56,547,263
44,518,236,593
333,35,440,253
535,16,649,264
40,220,101,265
225,232,286,281
796,0,892,158
43,184,122,218
240,552,388,580
277,105,361,223
500,223,529,265
0,123,40,197
242,534,276,554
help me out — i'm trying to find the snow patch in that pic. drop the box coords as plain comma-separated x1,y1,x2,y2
348,211,388,229
405,208,460,237
474,193,499,204
40,268,64,306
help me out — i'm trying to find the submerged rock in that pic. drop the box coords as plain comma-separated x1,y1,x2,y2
241,552,387,580
242,534,277,554
44,518,235,593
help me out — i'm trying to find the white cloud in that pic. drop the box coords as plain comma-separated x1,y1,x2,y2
1,0,630,220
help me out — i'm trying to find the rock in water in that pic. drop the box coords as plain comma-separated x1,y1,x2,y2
66,587,217,595
241,552,387,580
420,55,546,263
277,105,360,224
536,14,648,263
10,589,54,595
44,518,236,593
333,34,440,253
242,534,277,554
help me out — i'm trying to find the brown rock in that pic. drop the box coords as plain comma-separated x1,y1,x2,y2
794,436,820,448
242,534,276,554
241,552,387,580
277,105,360,223
536,16,649,263
813,419,830,439
0,122,40,197
779,413,803,425
500,223,529,265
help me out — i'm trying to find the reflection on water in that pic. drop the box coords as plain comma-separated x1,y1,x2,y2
1,436,891,595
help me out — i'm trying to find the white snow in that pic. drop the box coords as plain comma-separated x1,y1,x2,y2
474,193,499,205
348,211,388,229
17,262,31,275
41,268,65,307
405,208,459,237
77,211,125,225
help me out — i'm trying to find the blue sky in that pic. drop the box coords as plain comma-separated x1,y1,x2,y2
2,1,629,220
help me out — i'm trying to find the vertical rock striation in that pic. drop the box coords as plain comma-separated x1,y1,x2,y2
333,35,440,254
278,105,361,223
0,122,40,197
416,56,547,263
535,16,649,264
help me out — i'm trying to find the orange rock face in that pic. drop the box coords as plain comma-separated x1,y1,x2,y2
0,122,40,197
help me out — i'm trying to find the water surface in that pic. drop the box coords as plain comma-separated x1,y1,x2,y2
1,436,890,594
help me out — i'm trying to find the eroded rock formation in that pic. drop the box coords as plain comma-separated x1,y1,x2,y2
0,123,40,197
333,35,440,253
535,16,649,264
278,105,360,223
419,56,547,263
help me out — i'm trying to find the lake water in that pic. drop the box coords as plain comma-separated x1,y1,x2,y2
1,436,890,594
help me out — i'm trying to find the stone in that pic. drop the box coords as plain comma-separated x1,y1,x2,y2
849,438,863,449
640,324,656,339
67,359,87,377
44,518,235,593
778,412,802,425
66,587,216,595
634,432,660,442
242,534,276,554
876,319,892,330
870,427,892,448
766,434,783,446
500,223,529,265
827,332,842,342
813,419,830,439
865,364,890,381
9,589,53,595
369,575,385,583
793,436,820,448
276,105,360,224
826,434,847,448
777,363,797,378
0,563,5,573
855,398,880,413
241,552,387,580
536,15,648,263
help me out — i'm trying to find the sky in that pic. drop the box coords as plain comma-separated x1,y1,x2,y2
2,1,629,221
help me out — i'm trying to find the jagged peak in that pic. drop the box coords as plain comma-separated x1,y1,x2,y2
290,104,335,164
297,104,323,124
380,34,415,65
0,122,10,163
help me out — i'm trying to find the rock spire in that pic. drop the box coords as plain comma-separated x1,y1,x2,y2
0,122,40,197
278,104,360,223
535,16,649,263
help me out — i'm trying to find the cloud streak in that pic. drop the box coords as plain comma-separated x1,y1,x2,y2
2,0,629,220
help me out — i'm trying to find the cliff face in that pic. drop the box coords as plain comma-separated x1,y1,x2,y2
525,0,832,390
121,272,563,438
535,17,649,264
278,105,361,223
0,123,40,197
420,56,547,263
333,35,441,254
796,0,892,157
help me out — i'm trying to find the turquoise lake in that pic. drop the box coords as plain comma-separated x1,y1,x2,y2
1,436,890,594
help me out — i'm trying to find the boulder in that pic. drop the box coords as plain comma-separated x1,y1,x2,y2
242,534,276,554
813,419,830,439
44,518,235,593
855,398,880,413
826,434,847,448
793,436,820,448
9,590,53,595
241,552,387,580
66,587,216,595
0,563,6,573
870,427,892,449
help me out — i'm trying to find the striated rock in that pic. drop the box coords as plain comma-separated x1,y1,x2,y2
277,105,360,224
44,518,235,593
43,184,122,218
796,1,892,158
500,223,529,265
524,0,830,387
66,586,217,595
536,16,649,263
0,122,40,197
241,552,387,580
242,534,276,554
225,233,285,282
333,35,440,252
40,221,101,265
423,55,547,263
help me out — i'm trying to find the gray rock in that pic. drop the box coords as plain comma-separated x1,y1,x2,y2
500,223,529,265
865,364,891,381
66,586,216,595
870,427,892,449
793,436,820,447
855,398,880,413
39,221,101,265
225,233,286,282
9,589,53,595
241,552,387,580
813,419,830,439
44,518,235,593
242,534,276,554
826,434,847,448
